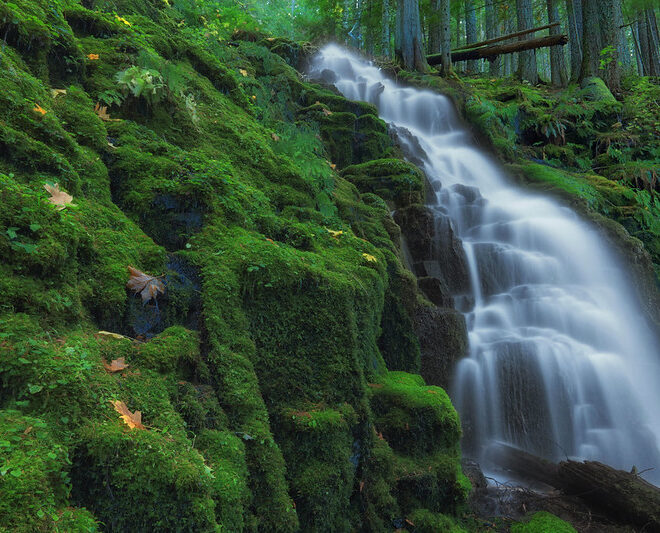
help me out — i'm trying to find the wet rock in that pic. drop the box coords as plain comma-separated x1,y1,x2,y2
418,276,454,308
414,303,468,390
434,214,472,294
461,458,488,492
394,204,435,261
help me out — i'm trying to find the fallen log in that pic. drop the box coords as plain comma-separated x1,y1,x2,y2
453,22,560,52
480,443,660,531
427,34,568,66
558,460,660,532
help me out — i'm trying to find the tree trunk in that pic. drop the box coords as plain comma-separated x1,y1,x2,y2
396,0,427,72
646,9,660,76
427,34,568,65
382,0,391,57
633,20,645,75
579,0,601,81
565,0,582,82
485,0,501,76
438,0,452,75
465,0,478,73
516,0,538,83
613,0,630,74
547,0,568,86
598,0,621,93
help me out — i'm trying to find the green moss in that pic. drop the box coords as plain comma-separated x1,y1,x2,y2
0,410,98,532
341,158,424,208
407,509,467,533
511,511,577,533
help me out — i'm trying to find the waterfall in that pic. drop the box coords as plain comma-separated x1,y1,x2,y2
309,44,660,484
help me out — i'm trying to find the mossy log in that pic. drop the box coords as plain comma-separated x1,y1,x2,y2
427,34,568,65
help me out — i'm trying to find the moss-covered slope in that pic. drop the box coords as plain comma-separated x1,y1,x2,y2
0,1,470,531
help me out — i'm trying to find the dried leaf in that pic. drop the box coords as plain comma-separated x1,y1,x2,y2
94,103,121,122
97,330,128,340
112,400,145,430
126,266,165,304
87,53,100,60
33,104,47,115
326,228,343,238
328,161,337,170
322,107,333,116
239,69,248,77
44,183,74,210
271,133,280,142
362,253,378,263
103,357,129,373
51,89,67,98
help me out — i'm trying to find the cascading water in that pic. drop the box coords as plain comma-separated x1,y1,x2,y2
309,44,660,483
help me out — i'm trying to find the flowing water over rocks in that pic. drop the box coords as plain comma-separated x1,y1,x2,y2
309,44,660,485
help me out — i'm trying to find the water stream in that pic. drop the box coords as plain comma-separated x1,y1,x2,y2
309,45,660,484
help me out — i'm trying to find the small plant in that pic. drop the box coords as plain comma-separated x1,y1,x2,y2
115,66,165,104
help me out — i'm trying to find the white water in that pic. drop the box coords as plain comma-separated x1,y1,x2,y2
309,44,660,483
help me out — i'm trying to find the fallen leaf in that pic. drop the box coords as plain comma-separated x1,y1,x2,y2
126,266,165,304
322,107,333,116
239,68,248,77
87,53,99,60
326,228,343,238
112,400,145,430
266,37,275,42
271,133,280,142
44,183,74,210
328,162,337,170
23,426,33,435
405,519,415,527
362,253,378,263
50,89,67,98
97,331,127,340
103,357,129,373
115,15,132,26
94,103,121,122
359,480,365,492
33,104,47,115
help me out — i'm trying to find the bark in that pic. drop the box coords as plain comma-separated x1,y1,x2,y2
566,0,582,82
547,0,568,86
647,9,660,76
516,0,539,83
613,0,630,73
633,20,645,75
485,443,660,532
599,0,621,93
485,1,501,77
427,34,568,65
579,0,601,81
396,0,427,72
382,0,390,57
455,22,560,51
465,0,478,73
438,0,452,75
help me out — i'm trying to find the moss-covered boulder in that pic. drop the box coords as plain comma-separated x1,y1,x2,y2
342,158,424,208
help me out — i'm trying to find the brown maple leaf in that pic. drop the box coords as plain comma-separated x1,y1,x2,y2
112,400,145,430
94,103,121,122
103,357,129,373
44,183,74,210
126,266,165,304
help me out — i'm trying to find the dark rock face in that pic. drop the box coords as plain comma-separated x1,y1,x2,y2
394,204,435,261
433,213,472,294
414,304,468,390
417,276,454,308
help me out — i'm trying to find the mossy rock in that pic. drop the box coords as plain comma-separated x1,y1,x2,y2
342,158,424,208
406,509,467,532
511,511,577,533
